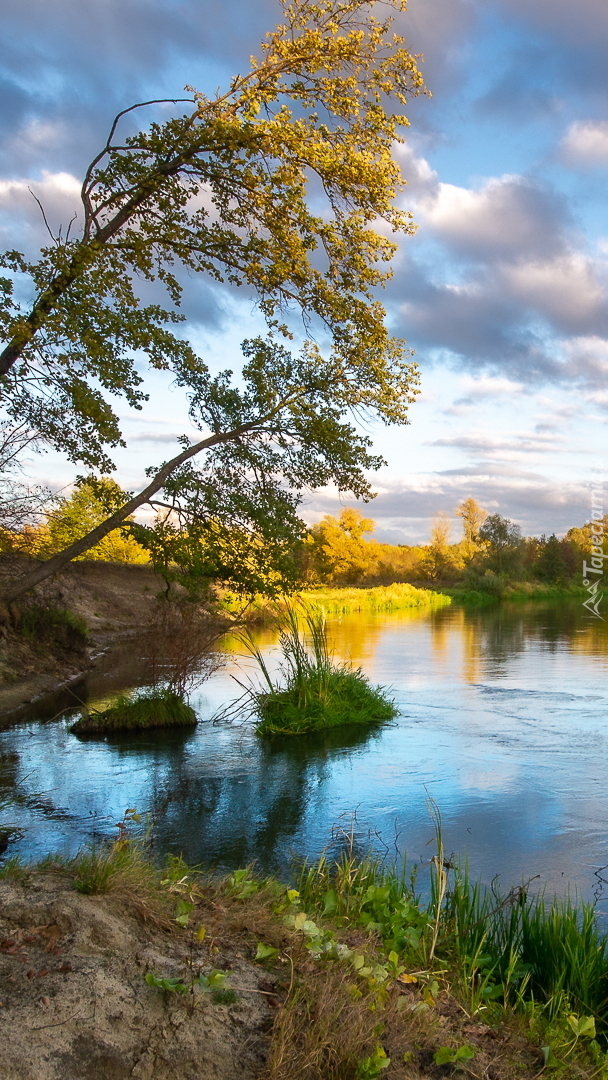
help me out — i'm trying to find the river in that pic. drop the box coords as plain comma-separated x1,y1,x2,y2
2,599,608,909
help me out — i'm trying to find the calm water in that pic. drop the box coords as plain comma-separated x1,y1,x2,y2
2,600,608,907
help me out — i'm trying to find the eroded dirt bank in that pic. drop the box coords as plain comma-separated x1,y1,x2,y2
0,872,274,1080
0,560,206,721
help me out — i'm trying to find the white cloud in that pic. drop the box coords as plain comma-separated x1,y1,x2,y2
458,375,524,398
304,465,589,542
419,174,568,261
560,120,608,166
432,430,564,454
0,170,81,243
500,254,607,328
561,335,608,387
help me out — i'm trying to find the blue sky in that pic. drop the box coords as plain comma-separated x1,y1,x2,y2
2,0,608,543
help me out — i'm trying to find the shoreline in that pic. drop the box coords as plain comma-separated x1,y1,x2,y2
0,845,605,1079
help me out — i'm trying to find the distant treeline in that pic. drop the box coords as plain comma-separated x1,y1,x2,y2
0,483,600,596
301,501,600,594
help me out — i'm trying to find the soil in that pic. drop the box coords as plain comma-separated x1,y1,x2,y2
0,560,181,721
0,873,274,1080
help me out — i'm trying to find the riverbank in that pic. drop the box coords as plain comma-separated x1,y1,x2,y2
0,839,604,1080
440,581,588,605
0,559,229,724
0,559,164,715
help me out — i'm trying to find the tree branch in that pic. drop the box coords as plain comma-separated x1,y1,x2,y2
1,390,304,604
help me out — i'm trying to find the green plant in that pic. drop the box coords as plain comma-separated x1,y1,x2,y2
20,605,88,649
145,973,189,994
71,688,197,734
212,988,238,1005
357,1044,391,1078
433,1044,475,1066
220,602,398,736
0,855,25,880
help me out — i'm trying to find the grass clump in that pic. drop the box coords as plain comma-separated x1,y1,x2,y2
221,603,397,736
71,688,197,734
19,604,88,649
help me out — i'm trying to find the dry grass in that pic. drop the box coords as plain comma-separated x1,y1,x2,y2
263,962,387,1080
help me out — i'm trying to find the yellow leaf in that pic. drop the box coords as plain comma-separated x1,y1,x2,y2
196,925,207,942
398,973,418,984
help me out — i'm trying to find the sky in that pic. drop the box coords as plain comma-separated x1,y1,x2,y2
1,0,608,544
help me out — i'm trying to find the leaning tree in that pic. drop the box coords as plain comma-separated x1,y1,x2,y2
0,0,425,603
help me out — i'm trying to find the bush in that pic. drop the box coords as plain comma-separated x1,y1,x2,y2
71,689,197,734
20,605,88,651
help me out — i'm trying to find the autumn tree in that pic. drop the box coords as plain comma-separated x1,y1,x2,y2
35,477,149,564
0,0,424,604
307,507,380,583
478,513,522,577
421,512,455,580
0,420,54,553
455,497,486,562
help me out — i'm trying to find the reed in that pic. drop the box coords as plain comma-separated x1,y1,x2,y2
294,823,608,1040
298,582,451,615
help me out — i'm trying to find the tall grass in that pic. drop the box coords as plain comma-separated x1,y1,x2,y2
299,582,451,615
218,603,398,736
295,824,608,1037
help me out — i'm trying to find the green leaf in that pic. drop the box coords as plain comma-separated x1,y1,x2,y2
567,1014,596,1039
433,1045,475,1066
198,969,227,991
254,942,279,962
145,973,188,994
323,888,337,915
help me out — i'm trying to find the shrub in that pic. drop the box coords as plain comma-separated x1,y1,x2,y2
20,605,88,652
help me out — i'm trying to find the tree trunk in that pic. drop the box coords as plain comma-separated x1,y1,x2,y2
0,414,275,604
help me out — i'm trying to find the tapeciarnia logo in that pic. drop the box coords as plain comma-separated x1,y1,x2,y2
582,481,605,620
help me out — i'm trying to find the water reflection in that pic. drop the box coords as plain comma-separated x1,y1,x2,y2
147,725,382,872
1,599,608,908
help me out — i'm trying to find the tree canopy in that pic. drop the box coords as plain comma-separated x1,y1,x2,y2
307,507,381,583
0,0,423,469
35,477,149,564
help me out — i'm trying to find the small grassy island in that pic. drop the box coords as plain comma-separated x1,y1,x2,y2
71,689,197,734
222,604,398,737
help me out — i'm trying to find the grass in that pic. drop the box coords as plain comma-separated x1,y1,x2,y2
297,583,451,615
445,582,590,605
502,582,589,602
4,814,608,1079
70,688,197,734
19,604,88,648
221,583,451,621
220,603,398,736
443,587,499,606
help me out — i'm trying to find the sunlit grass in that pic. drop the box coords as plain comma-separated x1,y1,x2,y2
71,688,197,734
298,582,451,614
